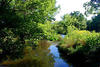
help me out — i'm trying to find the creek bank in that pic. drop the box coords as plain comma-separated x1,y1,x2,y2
57,33,100,67
58,45,100,67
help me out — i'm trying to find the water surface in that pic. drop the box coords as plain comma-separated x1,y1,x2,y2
49,43,72,67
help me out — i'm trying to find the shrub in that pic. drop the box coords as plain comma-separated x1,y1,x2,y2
80,32,100,55
38,21,61,41
58,30,100,54
0,28,25,59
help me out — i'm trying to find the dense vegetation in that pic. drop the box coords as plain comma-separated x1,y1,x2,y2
53,11,87,34
58,30,100,54
0,0,100,67
57,0,100,66
0,0,58,59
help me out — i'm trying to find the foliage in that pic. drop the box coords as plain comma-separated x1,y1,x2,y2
80,32,100,55
0,0,58,39
38,21,61,41
53,14,77,34
87,14,100,32
0,28,25,59
83,0,100,16
1,0,100,65
0,0,58,59
58,30,100,54
70,11,87,30
53,12,87,34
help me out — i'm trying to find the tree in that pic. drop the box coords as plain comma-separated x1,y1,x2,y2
0,0,58,58
70,11,87,30
91,0,100,3
0,0,58,40
54,11,87,34
84,0,100,32
83,0,100,16
87,14,100,32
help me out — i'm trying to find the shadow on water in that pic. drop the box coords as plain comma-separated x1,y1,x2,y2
59,49,100,67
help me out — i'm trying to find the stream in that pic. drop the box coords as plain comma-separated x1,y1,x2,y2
2,34,99,67
48,34,72,67
49,43,72,67
0,35,73,67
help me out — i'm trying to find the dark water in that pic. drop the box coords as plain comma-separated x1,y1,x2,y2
49,43,72,67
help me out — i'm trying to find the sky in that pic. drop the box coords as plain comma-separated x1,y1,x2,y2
55,0,91,21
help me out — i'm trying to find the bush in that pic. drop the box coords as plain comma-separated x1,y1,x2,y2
80,32,100,55
0,28,25,59
38,21,61,41
58,30,100,54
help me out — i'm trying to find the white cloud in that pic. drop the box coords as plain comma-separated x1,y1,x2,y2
55,0,90,21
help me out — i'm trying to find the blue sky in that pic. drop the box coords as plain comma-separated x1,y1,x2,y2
55,0,91,21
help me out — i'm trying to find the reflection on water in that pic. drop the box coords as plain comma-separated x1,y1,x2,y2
34,40,72,67
6,40,55,67
37,40,72,67
4,40,72,67
49,43,72,67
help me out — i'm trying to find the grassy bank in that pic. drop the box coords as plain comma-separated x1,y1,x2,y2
58,30,100,66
